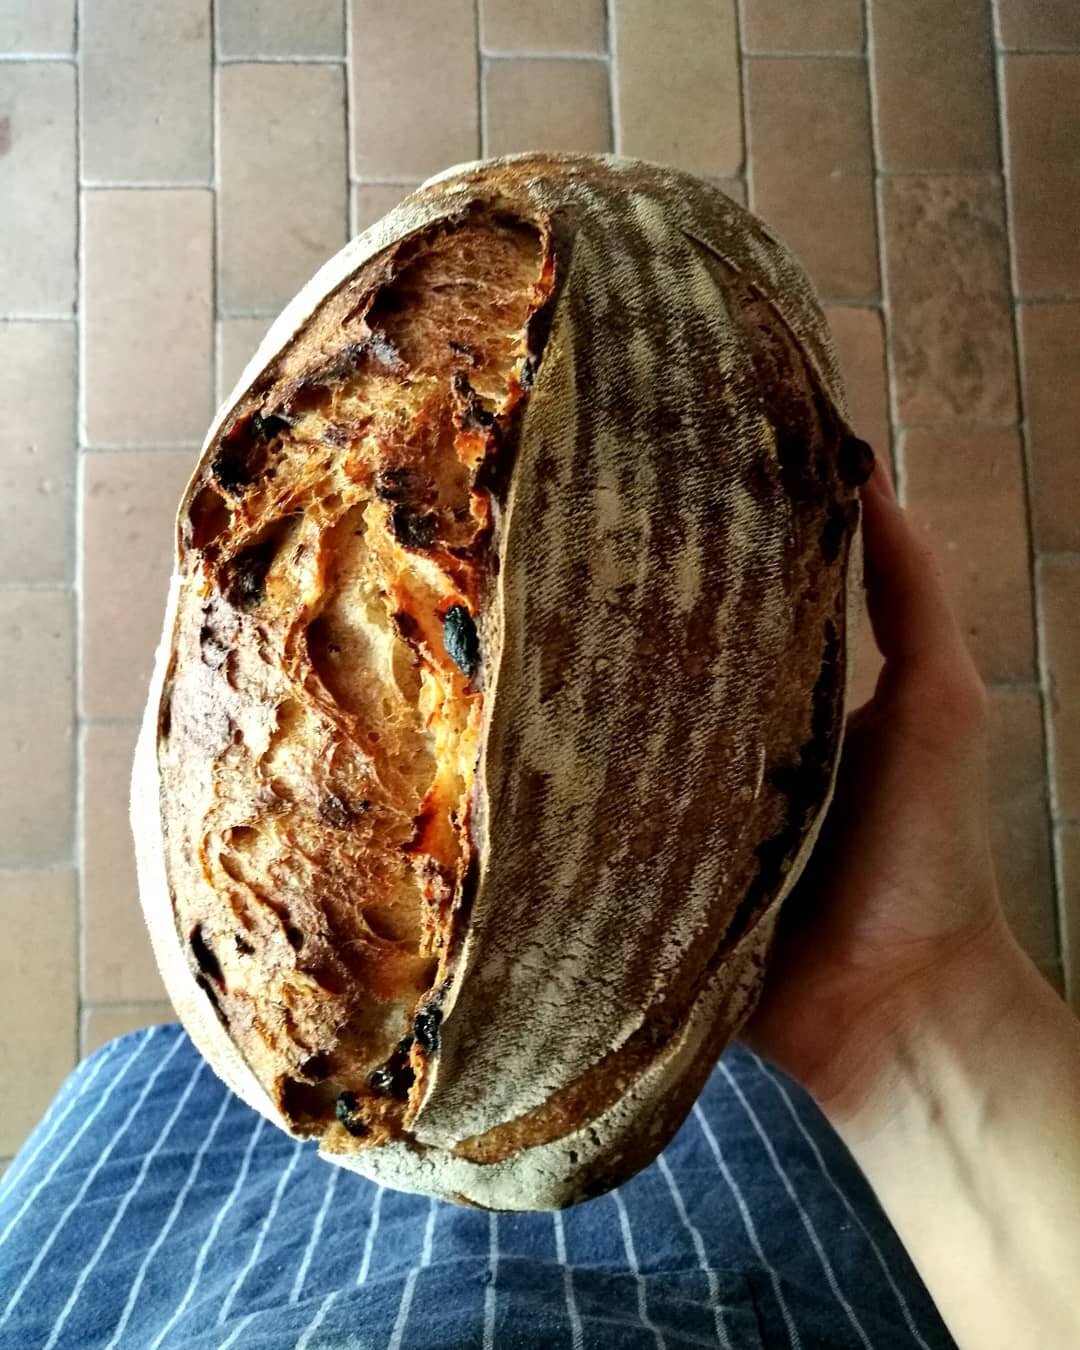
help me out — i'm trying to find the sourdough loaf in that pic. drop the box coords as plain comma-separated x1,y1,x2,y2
131,151,872,1211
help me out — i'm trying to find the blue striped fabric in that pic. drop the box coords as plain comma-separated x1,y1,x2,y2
0,1025,955,1348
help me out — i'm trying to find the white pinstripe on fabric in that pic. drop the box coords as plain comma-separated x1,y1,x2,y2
217,1136,306,1326
219,1309,257,1348
42,1058,207,1350
0,1041,119,1203
291,1166,340,1305
718,1060,872,1350
295,1290,338,1350
551,1209,584,1350
747,1052,934,1350
611,1188,667,1350
149,1114,267,1349
1,1027,180,1325
656,1152,734,1350
387,1197,438,1350
692,1100,802,1350
482,1211,498,1350
104,1084,235,1350
357,1182,384,1284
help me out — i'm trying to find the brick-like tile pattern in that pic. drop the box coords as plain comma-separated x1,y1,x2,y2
219,63,347,313
0,321,75,583
217,0,344,58
1061,825,1080,1011
81,1003,177,1057
612,0,741,178
484,58,611,157
881,176,1017,424
480,0,606,53
871,0,998,172
1040,556,1080,822
0,869,76,1155
825,306,890,459
83,723,168,1003
741,0,863,52
1002,55,1080,298
351,182,420,235
81,0,211,184
349,0,478,180
83,189,213,444
903,427,1033,683
80,450,196,721
0,591,74,867
217,315,272,404
996,0,1080,51
0,63,76,314
0,0,74,53
746,57,877,301
1018,303,1080,552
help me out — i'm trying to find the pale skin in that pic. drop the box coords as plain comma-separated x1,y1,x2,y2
741,458,1080,1350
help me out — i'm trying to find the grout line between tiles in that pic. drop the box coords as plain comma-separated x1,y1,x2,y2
80,180,213,191
345,0,355,235
216,54,345,64
605,0,619,155
475,0,486,158
212,0,222,396
732,0,750,183
74,0,85,1065
349,177,423,188
0,862,80,874
742,49,865,60
0,580,73,591
0,52,74,62
0,312,76,322
80,442,203,453
480,49,610,61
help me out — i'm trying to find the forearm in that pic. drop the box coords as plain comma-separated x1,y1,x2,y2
821,928,1080,1350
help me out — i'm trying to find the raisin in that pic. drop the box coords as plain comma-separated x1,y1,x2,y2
390,506,437,550
225,539,276,609
837,434,874,487
318,793,357,829
369,1037,415,1100
189,924,223,983
413,1005,442,1054
442,604,479,678
335,1091,371,1138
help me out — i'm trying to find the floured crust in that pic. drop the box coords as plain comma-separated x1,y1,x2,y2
131,152,872,1210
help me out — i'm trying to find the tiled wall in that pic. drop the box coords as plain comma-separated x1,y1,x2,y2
1,0,1077,1169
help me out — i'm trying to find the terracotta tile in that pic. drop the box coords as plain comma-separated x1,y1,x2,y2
1002,55,1080,297
81,450,195,721
612,0,741,177
0,0,74,52
0,591,74,866
484,58,611,157
871,0,998,172
825,306,890,458
0,63,75,315
219,64,347,313
349,0,478,180
881,176,1017,424
740,0,863,52
1039,555,1080,821
83,190,213,444
0,868,76,1156
81,1003,177,1058
481,0,605,52
217,0,344,57
1018,304,1080,551
218,316,271,405
1060,824,1080,1012
746,57,877,301
83,723,168,1003
351,182,419,235
987,688,1058,966
902,427,1034,683
996,0,1080,50
0,322,75,583
81,0,211,183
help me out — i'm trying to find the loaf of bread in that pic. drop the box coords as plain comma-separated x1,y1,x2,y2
131,151,872,1211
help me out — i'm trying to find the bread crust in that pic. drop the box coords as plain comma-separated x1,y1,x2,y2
131,152,871,1210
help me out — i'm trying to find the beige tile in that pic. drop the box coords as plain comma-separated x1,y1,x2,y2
0,868,76,1156
0,63,76,315
0,321,75,583
715,177,747,207
871,0,998,172
1040,555,1080,822
217,0,344,57
0,1158,8,1179
219,63,347,313
81,450,196,721
1060,824,1080,1013
81,1002,177,1057
825,306,890,458
83,190,213,444
612,0,741,177
0,0,74,53
83,723,168,1003
0,591,74,866
1002,55,1080,298
996,0,1080,50
988,689,1058,967
881,175,1017,424
484,58,612,157
902,428,1034,683
747,57,877,301
217,315,271,405
1018,304,1080,551
741,0,863,52
351,182,420,235
481,0,606,52
81,0,211,184
349,0,478,180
